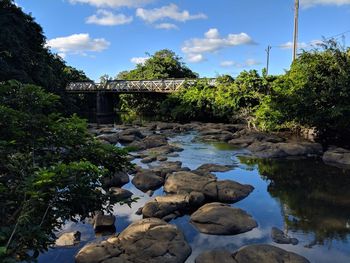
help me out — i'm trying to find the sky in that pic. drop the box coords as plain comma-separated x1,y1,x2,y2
15,0,350,81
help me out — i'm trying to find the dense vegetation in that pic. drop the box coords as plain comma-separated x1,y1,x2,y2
0,1,130,261
119,41,350,145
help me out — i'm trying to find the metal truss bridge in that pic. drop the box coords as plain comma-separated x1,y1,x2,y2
66,78,216,93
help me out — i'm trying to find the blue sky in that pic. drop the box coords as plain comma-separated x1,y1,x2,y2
16,0,350,81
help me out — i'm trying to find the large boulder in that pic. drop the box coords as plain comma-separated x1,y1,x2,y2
195,244,310,263
110,187,133,200
164,171,253,203
132,169,164,192
103,171,130,188
55,231,81,247
93,212,116,231
129,135,168,150
247,141,323,158
142,192,205,221
75,218,191,263
194,163,235,175
190,203,257,235
151,161,184,178
323,147,350,166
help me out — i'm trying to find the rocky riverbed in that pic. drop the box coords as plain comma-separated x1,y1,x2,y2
39,122,350,263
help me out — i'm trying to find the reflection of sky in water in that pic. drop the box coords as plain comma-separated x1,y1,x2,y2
38,132,350,263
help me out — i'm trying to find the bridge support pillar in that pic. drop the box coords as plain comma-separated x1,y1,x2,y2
96,92,115,124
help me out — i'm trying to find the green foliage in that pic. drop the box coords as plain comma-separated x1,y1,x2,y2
0,1,90,114
0,81,130,261
117,49,198,118
256,40,350,143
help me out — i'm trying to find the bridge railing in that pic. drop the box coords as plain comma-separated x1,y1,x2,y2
66,78,216,93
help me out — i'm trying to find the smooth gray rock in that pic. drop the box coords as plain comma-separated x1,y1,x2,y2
132,169,164,192
190,203,257,235
271,227,298,245
195,244,310,263
103,171,130,188
75,218,191,263
110,187,133,200
323,147,350,166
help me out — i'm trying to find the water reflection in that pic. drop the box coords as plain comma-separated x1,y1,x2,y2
239,156,350,247
38,134,350,263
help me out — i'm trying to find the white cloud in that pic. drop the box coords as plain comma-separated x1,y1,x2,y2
301,0,350,8
279,39,322,49
187,54,205,63
220,59,261,68
47,33,110,57
220,60,235,67
86,9,133,25
245,58,261,66
69,0,154,8
130,56,149,64
182,28,255,63
154,23,179,30
136,3,207,23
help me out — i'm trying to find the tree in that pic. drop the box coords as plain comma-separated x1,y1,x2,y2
0,81,130,261
117,49,198,118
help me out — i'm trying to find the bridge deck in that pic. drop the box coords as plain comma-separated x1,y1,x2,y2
66,78,216,93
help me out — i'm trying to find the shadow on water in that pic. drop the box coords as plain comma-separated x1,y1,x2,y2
239,156,350,248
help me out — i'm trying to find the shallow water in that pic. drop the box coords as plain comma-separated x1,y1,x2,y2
38,132,350,263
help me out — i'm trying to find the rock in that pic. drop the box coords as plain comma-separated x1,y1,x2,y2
164,172,253,203
118,135,138,144
151,161,184,178
195,250,236,263
110,188,133,200
119,128,144,139
132,169,164,192
97,133,119,144
194,163,235,175
190,203,257,235
167,153,180,158
271,227,298,245
157,122,175,131
93,212,116,231
142,193,205,220
141,156,157,164
195,244,310,263
247,141,323,158
55,231,81,247
135,207,143,215
198,129,235,142
216,180,254,203
129,135,168,150
142,194,190,220
103,171,130,188
75,218,191,263
157,156,168,162
323,147,350,166
144,145,183,157
228,132,285,148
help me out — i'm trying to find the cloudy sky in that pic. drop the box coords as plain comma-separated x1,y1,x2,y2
16,0,350,80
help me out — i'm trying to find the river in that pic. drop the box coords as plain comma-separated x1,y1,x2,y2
38,132,350,263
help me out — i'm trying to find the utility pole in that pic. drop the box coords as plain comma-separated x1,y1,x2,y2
265,45,271,75
293,0,300,61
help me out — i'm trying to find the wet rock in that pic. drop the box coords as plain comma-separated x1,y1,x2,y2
157,156,168,162
110,187,133,200
194,163,235,175
141,156,157,164
248,141,323,158
198,130,235,142
119,128,144,139
195,244,310,263
144,145,183,157
97,133,119,144
132,169,164,192
93,212,116,231
157,122,176,131
75,218,191,263
323,147,350,166
129,135,168,150
103,171,130,188
142,194,190,220
167,153,180,157
190,203,257,235
164,171,253,203
118,135,138,144
55,231,81,247
271,227,298,245
142,192,206,220
151,161,184,177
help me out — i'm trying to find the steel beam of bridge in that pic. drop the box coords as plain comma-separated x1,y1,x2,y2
66,78,216,93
